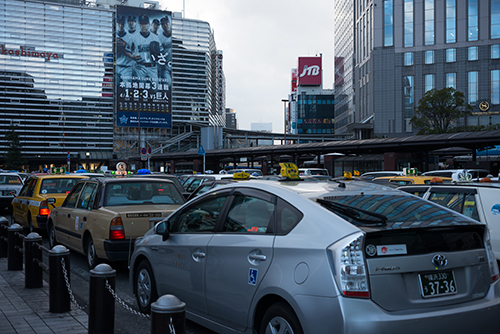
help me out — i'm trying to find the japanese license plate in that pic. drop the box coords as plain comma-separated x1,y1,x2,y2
419,270,457,297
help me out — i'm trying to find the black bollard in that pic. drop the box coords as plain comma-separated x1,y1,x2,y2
89,263,116,334
0,216,8,258
24,232,43,288
49,245,71,313
7,223,23,271
151,295,186,334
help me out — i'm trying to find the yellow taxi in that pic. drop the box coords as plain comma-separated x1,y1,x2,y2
371,175,452,186
11,173,91,233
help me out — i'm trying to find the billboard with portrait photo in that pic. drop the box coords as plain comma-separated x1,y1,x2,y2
115,5,172,128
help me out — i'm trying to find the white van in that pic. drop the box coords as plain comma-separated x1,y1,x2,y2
298,168,329,176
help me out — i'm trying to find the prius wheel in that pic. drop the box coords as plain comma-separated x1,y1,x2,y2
135,260,158,314
85,235,99,270
260,302,303,334
48,222,58,249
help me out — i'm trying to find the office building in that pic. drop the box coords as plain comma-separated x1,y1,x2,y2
0,0,225,170
334,0,500,139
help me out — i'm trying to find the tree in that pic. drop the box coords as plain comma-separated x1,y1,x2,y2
410,87,473,135
4,124,26,171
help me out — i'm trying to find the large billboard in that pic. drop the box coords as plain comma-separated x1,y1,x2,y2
115,5,172,128
291,68,298,94
298,57,322,86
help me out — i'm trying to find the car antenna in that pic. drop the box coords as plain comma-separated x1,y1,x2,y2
128,221,134,270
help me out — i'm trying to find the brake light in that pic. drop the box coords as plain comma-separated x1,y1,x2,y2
39,200,50,216
109,217,125,240
484,229,499,283
329,233,370,298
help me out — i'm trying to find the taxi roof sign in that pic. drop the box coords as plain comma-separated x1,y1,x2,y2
233,172,250,180
279,163,300,180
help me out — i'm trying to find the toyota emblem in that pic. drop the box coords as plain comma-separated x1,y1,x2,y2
432,254,448,267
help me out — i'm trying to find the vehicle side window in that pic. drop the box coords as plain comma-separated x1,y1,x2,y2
428,191,479,221
390,180,411,185
20,179,35,197
172,195,228,233
223,196,275,233
76,183,97,210
186,179,203,192
63,183,85,208
276,198,303,234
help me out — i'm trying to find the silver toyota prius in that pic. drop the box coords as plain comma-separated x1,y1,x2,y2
130,179,500,334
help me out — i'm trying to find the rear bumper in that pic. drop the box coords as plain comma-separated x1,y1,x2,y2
296,281,500,333
0,197,14,208
103,239,135,262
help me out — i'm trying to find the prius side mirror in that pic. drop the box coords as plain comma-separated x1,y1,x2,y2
155,220,170,241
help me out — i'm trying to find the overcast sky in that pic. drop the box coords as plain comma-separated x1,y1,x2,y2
160,0,334,132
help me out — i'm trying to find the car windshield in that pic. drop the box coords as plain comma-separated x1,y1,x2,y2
40,178,82,194
318,194,476,228
0,175,22,185
104,181,184,206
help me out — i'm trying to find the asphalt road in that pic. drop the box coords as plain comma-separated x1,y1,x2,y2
3,211,216,334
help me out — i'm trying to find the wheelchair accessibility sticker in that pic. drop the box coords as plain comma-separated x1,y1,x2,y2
492,204,500,215
248,268,258,285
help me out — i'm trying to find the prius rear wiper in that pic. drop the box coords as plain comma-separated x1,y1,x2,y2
316,198,387,226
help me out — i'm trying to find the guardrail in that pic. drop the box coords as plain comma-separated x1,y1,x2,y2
0,216,185,334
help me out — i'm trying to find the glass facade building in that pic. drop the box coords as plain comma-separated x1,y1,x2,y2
336,0,500,139
296,93,335,134
0,0,114,167
0,0,224,168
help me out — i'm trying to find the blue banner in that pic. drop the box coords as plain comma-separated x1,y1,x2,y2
117,111,171,128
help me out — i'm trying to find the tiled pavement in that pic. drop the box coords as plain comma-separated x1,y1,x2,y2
0,258,88,334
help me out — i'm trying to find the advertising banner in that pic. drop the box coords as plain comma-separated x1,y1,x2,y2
116,5,172,128
291,68,298,93
298,57,322,86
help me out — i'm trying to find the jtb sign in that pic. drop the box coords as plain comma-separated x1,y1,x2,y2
298,57,322,86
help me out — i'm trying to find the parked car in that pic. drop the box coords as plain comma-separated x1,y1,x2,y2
130,180,500,334
226,168,264,176
11,174,90,233
359,171,404,180
298,168,329,176
372,175,453,185
132,173,188,198
186,179,236,201
422,169,491,182
0,172,23,210
47,177,185,269
397,182,500,260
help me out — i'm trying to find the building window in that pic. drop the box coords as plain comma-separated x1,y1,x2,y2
446,73,457,89
404,0,414,47
425,50,434,64
492,70,500,104
446,48,456,62
492,45,500,58
468,71,478,104
446,0,456,43
492,0,500,39
468,0,478,41
468,46,479,60
425,74,435,92
384,0,394,47
404,76,414,132
424,0,434,45
404,52,414,66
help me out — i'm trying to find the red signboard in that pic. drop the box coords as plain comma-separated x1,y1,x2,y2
291,68,298,93
298,57,322,86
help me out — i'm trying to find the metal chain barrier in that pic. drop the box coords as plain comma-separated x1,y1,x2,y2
61,258,88,311
105,279,151,319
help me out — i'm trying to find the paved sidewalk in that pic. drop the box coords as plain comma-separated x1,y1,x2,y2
0,257,88,334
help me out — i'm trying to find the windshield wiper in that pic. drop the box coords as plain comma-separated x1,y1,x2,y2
316,198,387,225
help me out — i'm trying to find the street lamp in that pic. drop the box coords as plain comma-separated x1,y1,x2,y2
281,99,288,144
86,152,90,171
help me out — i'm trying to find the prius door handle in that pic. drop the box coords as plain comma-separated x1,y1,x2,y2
193,251,206,259
249,254,266,261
